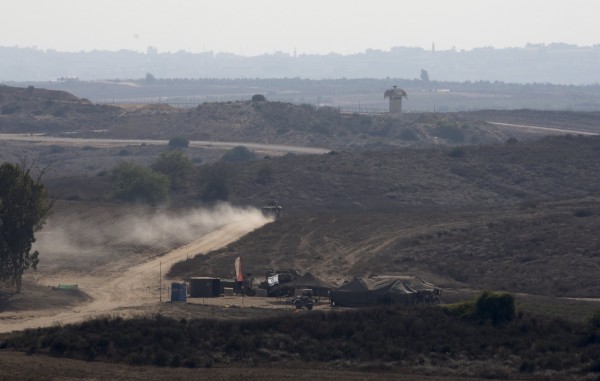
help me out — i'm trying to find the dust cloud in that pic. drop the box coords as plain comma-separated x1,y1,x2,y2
33,203,271,269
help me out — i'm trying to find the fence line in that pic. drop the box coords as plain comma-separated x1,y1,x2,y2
95,95,249,108
331,103,388,115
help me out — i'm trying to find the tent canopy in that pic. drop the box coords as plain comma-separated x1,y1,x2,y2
331,276,439,307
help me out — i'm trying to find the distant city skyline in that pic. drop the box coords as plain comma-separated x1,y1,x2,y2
2,43,598,84
2,0,600,56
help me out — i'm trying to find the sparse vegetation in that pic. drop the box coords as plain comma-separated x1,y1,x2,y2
588,310,600,329
1,103,21,115
399,128,419,141
198,162,231,202
574,208,593,217
445,291,516,325
448,147,465,157
151,150,194,190
5,305,600,378
111,162,170,204
48,145,66,154
434,119,466,143
255,163,273,184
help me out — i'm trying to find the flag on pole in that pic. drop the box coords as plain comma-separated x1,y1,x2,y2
235,256,244,282
267,274,279,286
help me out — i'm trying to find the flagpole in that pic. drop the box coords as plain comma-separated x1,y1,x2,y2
235,256,245,308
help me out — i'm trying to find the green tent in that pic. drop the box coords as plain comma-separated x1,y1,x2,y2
330,276,440,307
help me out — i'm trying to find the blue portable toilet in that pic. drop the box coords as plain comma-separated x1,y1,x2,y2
171,282,187,302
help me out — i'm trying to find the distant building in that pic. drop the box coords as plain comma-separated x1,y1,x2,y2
384,85,407,114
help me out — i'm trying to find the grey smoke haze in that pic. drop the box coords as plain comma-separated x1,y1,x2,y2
33,204,270,269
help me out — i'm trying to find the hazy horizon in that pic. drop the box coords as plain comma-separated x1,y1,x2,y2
3,0,599,56
1,41,597,57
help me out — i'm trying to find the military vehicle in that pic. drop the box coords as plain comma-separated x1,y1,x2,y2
291,289,316,310
261,201,284,219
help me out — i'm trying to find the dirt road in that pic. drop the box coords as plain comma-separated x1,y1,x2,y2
0,214,271,333
487,121,599,136
0,133,330,155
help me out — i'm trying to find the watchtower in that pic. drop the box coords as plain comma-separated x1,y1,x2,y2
384,85,407,114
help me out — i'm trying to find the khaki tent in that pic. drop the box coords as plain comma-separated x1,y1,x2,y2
330,276,440,307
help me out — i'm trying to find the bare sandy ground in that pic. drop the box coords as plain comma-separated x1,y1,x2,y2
0,213,272,333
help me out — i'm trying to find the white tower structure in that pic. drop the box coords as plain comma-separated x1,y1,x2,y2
384,85,407,114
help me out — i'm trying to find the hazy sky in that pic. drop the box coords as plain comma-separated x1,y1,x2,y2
3,0,599,55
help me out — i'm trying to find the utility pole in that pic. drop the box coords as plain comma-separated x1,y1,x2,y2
159,261,162,303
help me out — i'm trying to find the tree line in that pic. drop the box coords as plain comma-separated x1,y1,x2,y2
111,140,257,205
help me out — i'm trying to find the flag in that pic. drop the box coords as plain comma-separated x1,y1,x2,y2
267,274,279,286
235,256,244,282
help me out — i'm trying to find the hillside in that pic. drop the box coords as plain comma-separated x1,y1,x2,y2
2,105,600,297
168,135,600,297
221,134,600,211
2,86,600,379
2,86,600,298
1,85,512,151
4,85,600,154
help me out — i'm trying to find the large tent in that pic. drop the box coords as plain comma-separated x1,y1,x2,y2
268,272,333,297
330,276,440,307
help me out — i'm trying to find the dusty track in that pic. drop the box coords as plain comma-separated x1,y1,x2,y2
0,134,330,155
0,215,270,333
487,121,599,136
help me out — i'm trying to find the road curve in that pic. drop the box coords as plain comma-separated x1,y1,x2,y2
0,214,271,333
0,133,331,155
487,122,599,136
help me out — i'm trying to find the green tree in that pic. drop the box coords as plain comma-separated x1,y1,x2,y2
251,94,266,102
145,72,156,83
0,162,52,292
434,120,465,143
151,151,194,190
111,162,169,204
256,163,273,184
220,146,256,163
420,69,430,82
445,291,516,325
475,291,516,325
199,163,230,202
